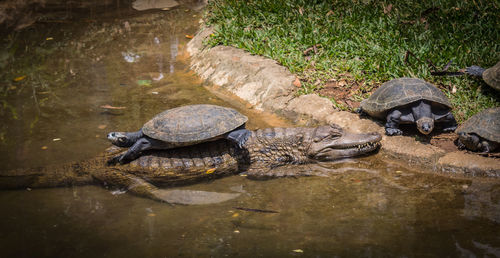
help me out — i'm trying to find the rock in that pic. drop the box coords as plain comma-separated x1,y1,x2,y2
438,152,500,177
186,27,214,56
380,136,445,170
284,94,336,125
325,111,383,134
132,0,179,11
188,38,296,112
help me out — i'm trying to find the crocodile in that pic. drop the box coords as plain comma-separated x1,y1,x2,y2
0,125,381,204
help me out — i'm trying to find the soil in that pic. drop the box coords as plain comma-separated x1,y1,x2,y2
318,80,362,110
428,132,459,152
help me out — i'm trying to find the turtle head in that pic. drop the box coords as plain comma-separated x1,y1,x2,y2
457,132,481,151
416,117,434,135
107,132,136,147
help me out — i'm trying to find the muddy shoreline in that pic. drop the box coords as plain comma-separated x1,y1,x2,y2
187,26,500,177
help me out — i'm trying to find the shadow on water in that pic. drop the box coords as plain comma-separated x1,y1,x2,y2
0,1,499,257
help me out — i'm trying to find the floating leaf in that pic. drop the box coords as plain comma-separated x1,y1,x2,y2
148,213,156,217
46,37,54,40
206,168,216,174
137,79,152,86
232,213,239,218
233,230,240,233
41,146,48,150
100,104,126,110
292,249,304,253
52,138,61,141
13,75,26,82
98,124,107,129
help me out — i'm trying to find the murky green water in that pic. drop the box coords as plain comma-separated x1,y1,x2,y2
0,2,499,257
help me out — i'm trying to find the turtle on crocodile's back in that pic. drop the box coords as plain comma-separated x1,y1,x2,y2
107,104,250,164
359,78,457,136
1,125,382,203
466,61,500,91
455,107,500,153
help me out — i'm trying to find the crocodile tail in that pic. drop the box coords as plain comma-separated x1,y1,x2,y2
0,149,116,190
0,162,95,189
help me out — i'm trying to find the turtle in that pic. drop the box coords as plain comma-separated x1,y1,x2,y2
359,77,458,136
455,107,500,153
465,61,500,91
107,104,250,164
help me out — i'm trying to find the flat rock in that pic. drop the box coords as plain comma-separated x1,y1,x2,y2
380,136,445,170
132,0,179,11
188,31,296,111
325,111,383,134
284,94,336,125
438,152,500,177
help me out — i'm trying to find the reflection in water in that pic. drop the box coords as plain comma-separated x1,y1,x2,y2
170,36,179,74
121,51,141,63
152,36,164,80
145,207,157,242
0,1,499,257
463,180,500,223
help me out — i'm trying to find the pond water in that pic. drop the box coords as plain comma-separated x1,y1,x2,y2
0,2,499,257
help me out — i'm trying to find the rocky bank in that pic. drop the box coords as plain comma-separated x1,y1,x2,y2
187,26,500,177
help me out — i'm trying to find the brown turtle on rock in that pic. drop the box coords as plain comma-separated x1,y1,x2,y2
455,107,500,153
359,78,457,136
466,61,500,91
107,104,250,164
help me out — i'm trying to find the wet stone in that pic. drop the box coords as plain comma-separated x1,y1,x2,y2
438,152,500,177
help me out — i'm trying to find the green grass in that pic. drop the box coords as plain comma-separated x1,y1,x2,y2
204,0,499,122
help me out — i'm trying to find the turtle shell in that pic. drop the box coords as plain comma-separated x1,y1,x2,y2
483,61,500,91
456,107,500,143
360,77,452,119
142,104,248,143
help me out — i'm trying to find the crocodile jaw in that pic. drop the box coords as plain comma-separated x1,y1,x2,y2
308,131,381,161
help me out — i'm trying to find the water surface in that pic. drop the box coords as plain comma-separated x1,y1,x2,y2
0,2,499,257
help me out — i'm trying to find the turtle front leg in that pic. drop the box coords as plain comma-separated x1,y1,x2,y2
482,141,499,153
109,137,154,164
385,110,403,136
440,112,458,132
457,132,481,151
226,129,251,148
465,66,486,77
